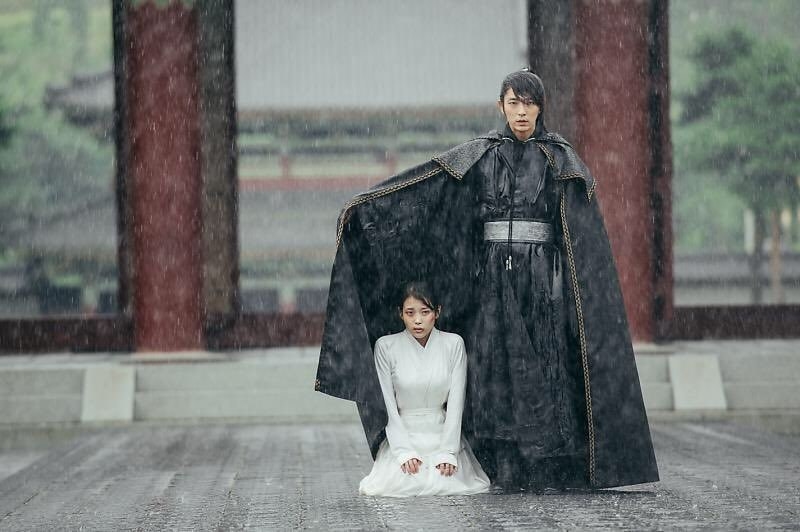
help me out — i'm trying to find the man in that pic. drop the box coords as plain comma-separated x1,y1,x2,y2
316,70,658,491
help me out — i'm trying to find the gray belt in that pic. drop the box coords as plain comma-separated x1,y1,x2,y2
484,220,554,244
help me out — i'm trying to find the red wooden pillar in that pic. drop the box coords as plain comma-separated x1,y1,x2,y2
570,0,672,342
649,1,674,341
124,1,204,350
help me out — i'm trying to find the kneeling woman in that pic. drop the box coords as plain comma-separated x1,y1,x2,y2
359,282,490,497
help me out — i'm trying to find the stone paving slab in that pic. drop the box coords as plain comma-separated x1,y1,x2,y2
0,420,798,531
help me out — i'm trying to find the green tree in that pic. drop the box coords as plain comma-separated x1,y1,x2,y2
32,0,90,71
0,2,114,264
0,98,10,149
680,28,800,303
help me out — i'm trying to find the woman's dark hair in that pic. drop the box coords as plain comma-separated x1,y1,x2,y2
499,70,546,109
398,281,439,311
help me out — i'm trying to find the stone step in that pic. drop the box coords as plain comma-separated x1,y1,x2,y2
1,344,799,426
719,354,800,382
134,389,358,422
136,362,316,392
725,383,800,410
634,354,670,383
0,394,82,424
0,368,84,396
640,382,673,411
0,367,84,424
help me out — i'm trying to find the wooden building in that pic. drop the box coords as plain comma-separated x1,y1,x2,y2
2,0,797,353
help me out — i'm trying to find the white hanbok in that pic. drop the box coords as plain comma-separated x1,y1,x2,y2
359,328,490,497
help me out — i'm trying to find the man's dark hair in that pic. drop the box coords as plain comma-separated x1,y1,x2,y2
398,281,439,311
499,70,546,109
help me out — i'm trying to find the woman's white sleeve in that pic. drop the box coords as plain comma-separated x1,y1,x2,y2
433,337,467,468
375,340,420,465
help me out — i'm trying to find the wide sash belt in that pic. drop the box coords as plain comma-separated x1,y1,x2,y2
399,407,446,429
400,407,445,418
483,220,554,244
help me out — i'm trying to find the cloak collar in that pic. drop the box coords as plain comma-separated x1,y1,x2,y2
337,131,596,244
432,134,503,180
432,129,595,202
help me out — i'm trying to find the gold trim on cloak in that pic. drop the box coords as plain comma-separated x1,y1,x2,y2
560,189,597,487
542,139,597,485
335,167,444,246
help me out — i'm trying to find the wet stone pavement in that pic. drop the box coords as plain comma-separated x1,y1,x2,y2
0,421,798,531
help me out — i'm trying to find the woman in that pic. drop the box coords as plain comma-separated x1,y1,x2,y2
316,70,659,491
359,282,490,497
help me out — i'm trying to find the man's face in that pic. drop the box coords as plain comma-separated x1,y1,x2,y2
498,88,540,141
400,296,438,346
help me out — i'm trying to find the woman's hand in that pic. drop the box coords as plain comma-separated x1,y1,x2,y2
401,458,422,474
436,463,457,477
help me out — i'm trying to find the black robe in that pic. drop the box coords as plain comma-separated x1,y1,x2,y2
314,131,659,489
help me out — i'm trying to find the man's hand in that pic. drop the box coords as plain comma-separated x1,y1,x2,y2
401,458,422,474
436,463,457,477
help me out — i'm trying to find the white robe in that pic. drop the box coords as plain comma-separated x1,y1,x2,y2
359,328,490,497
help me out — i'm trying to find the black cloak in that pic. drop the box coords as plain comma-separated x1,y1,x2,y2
314,131,659,489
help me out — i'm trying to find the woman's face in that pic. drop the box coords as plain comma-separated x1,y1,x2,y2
400,296,438,346
498,88,540,141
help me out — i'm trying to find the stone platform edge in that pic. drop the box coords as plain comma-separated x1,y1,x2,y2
0,342,798,427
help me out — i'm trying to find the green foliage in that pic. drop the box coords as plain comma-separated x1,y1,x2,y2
0,1,113,252
0,96,11,148
669,0,800,119
679,28,800,213
670,1,800,254
0,107,113,244
672,128,747,252
680,28,755,121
